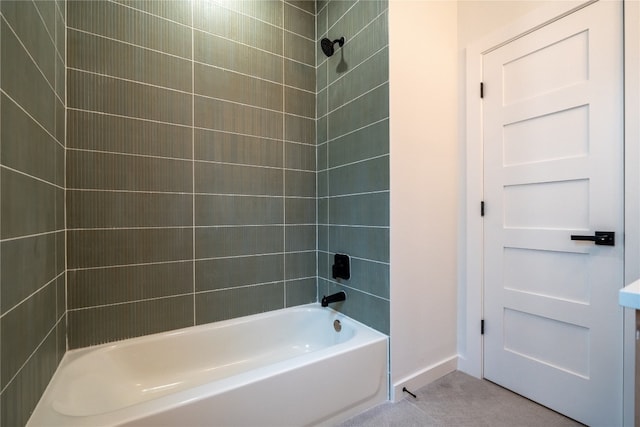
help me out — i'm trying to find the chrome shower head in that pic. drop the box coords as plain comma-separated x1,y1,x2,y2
321,37,345,57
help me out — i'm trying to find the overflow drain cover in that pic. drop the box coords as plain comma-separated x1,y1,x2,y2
333,319,342,332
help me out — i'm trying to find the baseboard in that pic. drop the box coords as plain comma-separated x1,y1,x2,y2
391,355,458,402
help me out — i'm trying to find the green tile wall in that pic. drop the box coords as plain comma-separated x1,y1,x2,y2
316,0,390,334
0,1,67,424
66,0,317,349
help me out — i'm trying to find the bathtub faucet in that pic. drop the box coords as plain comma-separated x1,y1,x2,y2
321,291,347,307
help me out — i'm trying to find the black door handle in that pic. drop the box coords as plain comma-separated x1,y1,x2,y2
570,231,615,246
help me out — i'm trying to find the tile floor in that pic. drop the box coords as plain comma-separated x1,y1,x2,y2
337,371,583,426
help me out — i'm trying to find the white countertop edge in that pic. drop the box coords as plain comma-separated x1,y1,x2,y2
619,279,640,309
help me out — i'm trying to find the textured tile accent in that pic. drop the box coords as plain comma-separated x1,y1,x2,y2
0,328,58,427
285,277,317,307
195,282,285,324
285,114,315,144
193,1,283,55
328,83,389,140
204,0,283,27
56,275,66,319
285,142,315,171
68,262,193,308
67,150,192,192
284,31,315,65
284,59,315,92
285,197,316,224
1,0,56,87
195,226,284,259
327,0,355,27
1,20,56,135
194,129,283,167
195,254,284,292
285,225,316,252
285,170,316,197
62,0,319,351
67,0,192,58
68,29,193,92
194,62,283,110
285,251,316,279
194,95,283,139
1,233,57,314
1,94,59,184
327,10,389,86
328,226,389,263
329,192,390,226
349,257,389,299
1,283,57,390
1,169,57,239
328,119,389,168
284,2,315,39
68,70,192,125
328,155,389,196
286,0,315,14
195,195,284,226
67,295,194,348
326,280,389,334
68,110,193,159
316,115,328,145
194,161,283,196
194,29,283,83
67,228,193,269
285,86,315,118
317,197,329,224
113,0,193,26
67,191,193,229
329,47,389,111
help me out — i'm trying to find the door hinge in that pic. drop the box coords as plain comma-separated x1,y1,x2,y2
481,319,485,335
480,82,484,98
481,201,485,217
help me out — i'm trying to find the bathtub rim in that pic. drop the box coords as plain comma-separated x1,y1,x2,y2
28,303,389,427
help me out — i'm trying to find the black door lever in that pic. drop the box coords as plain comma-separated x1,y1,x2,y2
570,231,615,246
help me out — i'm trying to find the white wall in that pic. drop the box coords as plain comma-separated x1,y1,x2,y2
389,0,458,400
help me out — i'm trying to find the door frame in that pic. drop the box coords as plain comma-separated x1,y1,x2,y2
460,1,637,425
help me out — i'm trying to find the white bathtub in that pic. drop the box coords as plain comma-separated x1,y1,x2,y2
28,304,388,426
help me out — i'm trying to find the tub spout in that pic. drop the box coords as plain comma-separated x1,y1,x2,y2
321,291,346,307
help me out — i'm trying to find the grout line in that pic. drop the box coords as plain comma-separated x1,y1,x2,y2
326,152,389,172
0,319,60,396
67,250,317,273
67,274,318,314
66,188,318,199
322,80,389,119
0,89,65,151
66,107,315,146
67,144,317,169
191,1,197,325
71,67,315,121
317,250,390,267
1,15,64,107
0,164,65,191
31,0,56,56
327,44,388,90
324,2,330,304
282,2,287,308
321,116,389,145
64,0,69,355
66,27,315,95
0,271,65,320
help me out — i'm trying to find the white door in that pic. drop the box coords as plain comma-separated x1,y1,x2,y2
482,2,624,425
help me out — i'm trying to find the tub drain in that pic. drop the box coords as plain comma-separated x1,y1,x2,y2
333,319,342,332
